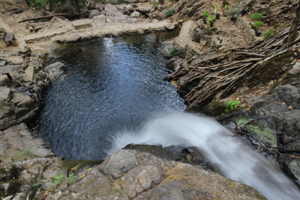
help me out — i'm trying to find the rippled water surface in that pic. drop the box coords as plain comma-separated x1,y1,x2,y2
37,33,186,160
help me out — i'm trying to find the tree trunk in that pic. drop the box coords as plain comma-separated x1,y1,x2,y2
63,0,80,13
287,0,300,45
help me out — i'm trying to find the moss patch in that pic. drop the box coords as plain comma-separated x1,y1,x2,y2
235,118,277,147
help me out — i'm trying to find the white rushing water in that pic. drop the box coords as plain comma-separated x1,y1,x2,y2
109,112,300,200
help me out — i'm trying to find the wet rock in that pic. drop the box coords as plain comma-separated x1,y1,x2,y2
280,154,300,180
235,118,277,148
45,62,65,82
72,20,92,30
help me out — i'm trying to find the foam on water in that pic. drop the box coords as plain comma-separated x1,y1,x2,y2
109,112,300,200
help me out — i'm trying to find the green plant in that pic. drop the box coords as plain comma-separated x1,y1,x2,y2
203,11,209,18
163,7,176,17
207,15,216,26
107,0,118,4
251,13,263,21
225,100,241,112
34,0,47,10
18,146,34,156
213,5,219,14
226,7,240,21
32,183,41,191
263,28,277,38
151,0,157,7
53,172,76,185
253,21,265,30
169,46,178,56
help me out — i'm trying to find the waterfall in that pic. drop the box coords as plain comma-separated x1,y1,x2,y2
109,112,300,200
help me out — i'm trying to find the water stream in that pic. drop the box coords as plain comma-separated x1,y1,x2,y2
38,33,185,160
110,112,300,200
37,33,300,199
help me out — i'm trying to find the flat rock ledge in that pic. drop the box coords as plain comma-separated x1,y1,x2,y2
0,123,265,200
23,20,179,44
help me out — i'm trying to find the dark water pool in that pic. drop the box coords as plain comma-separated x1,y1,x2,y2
37,33,186,160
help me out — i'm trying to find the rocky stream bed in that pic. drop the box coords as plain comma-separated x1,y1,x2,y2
1,0,300,199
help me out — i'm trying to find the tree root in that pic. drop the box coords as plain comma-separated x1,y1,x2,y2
168,23,300,111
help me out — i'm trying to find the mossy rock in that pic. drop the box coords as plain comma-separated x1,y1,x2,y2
235,118,277,148
202,100,226,116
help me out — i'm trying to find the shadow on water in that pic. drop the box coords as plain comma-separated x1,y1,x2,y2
37,31,185,160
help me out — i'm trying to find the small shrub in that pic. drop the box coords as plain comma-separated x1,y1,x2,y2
263,28,277,38
251,13,263,21
225,100,241,112
203,11,209,18
163,7,176,17
253,21,265,29
226,8,240,21
53,173,76,185
18,146,34,156
207,15,216,22
169,46,178,56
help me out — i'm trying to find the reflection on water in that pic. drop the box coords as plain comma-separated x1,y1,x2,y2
37,33,185,160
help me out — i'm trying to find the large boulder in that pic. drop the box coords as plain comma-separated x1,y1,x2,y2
47,148,265,199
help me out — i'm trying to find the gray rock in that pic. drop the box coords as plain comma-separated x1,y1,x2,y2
89,9,101,19
99,149,137,179
105,4,121,16
95,3,104,11
23,65,34,82
288,62,300,75
92,15,107,23
45,62,65,82
0,86,12,102
72,20,92,30
68,34,81,42
164,23,176,30
52,36,66,43
7,56,23,65
111,30,119,37
43,169,64,179
130,11,141,18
